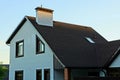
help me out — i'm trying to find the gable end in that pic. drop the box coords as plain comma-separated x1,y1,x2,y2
6,18,27,44
105,47,120,67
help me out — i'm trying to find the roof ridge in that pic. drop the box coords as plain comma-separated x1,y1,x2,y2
25,16,35,19
26,16,92,29
54,20,91,28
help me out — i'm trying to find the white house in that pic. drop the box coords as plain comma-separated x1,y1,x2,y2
6,7,120,80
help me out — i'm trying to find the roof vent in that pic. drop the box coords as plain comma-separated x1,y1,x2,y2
35,7,54,27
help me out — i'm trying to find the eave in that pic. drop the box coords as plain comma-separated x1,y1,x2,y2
6,17,27,44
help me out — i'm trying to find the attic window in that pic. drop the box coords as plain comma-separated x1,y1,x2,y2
16,40,24,57
36,36,45,54
85,37,95,43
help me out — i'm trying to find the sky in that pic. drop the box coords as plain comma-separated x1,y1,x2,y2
0,0,120,64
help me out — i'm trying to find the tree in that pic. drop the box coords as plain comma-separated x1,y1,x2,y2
0,66,8,80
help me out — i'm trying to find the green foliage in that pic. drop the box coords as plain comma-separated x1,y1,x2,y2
0,66,8,80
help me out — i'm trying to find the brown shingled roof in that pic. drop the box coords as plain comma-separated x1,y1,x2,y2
6,16,120,68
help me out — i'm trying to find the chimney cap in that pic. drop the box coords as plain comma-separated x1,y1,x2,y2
35,7,54,13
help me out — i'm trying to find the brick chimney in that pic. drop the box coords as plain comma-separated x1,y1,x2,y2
35,7,54,27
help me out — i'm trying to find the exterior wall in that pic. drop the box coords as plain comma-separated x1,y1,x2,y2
54,69,64,80
71,69,88,80
70,69,100,80
110,54,120,67
9,19,54,80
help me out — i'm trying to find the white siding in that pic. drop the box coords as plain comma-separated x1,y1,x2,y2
9,19,54,80
110,54,120,67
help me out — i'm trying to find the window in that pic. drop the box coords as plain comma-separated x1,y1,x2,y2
15,70,23,80
88,72,99,77
85,37,95,43
107,68,120,77
36,69,42,80
16,40,24,57
44,69,50,80
36,36,45,53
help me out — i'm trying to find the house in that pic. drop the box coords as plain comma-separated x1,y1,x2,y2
6,7,120,80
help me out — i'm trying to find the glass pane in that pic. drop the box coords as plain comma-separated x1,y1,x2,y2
40,42,44,52
15,71,23,80
16,41,24,57
18,42,23,56
44,69,50,80
86,37,95,43
36,36,45,53
38,41,41,52
37,70,42,80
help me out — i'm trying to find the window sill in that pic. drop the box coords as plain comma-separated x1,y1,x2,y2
36,51,45,54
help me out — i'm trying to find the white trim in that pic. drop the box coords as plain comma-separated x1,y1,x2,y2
109,46,120,67
111,47,120,60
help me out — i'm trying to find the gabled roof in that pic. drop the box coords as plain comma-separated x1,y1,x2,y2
6,16,120,68
104,40,120,67
6,18,27,44
95,41,120,68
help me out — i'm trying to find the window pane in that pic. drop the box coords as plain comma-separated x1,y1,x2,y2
40,42,44,52
18,43,23,56
36,70,42,80
44,69,50,80
88,72,99,77
38,41,41,52
16,41,24,57
36,36,45,53
85,37,95,43
15,71,23,80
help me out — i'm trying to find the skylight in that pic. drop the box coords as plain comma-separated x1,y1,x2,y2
85,37,95,43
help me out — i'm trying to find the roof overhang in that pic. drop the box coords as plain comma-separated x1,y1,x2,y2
6,17,27,44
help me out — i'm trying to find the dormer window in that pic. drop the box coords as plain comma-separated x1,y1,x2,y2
85,37,95,43
16,40,24,57
36,36,45,54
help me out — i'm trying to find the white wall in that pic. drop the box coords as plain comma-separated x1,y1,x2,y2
110,54,120,67
9,19,54,80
